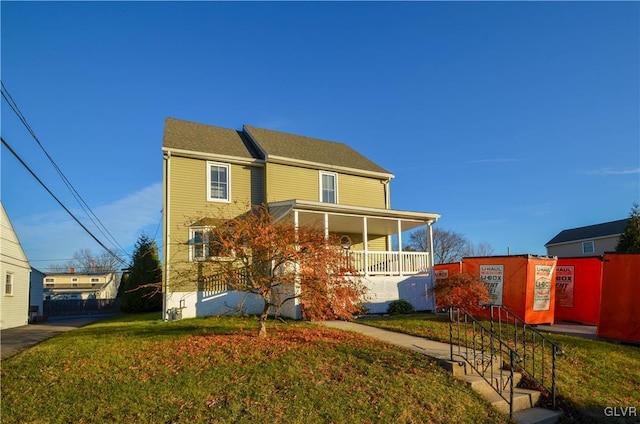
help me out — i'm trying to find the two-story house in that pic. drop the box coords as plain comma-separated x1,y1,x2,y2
162,118,440,320
43,270,118,300
545,219,628,257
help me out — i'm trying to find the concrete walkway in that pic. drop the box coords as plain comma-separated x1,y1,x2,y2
321,320,454,361
1,315,113,361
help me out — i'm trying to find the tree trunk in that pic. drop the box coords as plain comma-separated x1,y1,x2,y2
258,304,270,338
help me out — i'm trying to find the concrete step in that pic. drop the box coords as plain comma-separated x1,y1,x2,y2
513,407,562,424
463,372,523,394
484,387,542,414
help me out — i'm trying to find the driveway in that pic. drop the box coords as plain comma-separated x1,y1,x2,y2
1,315,113,361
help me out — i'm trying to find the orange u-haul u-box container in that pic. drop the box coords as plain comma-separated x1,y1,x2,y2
554,256,603,325
597,253,640,343
462,255,557,324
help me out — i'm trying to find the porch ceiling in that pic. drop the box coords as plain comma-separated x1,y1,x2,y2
268,199,440,236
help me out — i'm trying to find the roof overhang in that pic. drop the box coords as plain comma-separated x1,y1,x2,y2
268,199,440,236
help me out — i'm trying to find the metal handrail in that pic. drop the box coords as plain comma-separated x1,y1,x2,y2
448,307,522,418
489,304,562,410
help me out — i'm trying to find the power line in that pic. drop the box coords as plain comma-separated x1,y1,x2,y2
1,81,130,260
1,136,128,267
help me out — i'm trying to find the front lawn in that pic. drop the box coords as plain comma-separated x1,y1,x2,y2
361,314,640,424
1,314,510,424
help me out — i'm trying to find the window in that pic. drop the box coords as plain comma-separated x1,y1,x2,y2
582,241,595,254
45,278,54,283
207,162,230,202
72,278,78,282
320,172,337,204
5,272,14,296
190,228,233,261
91,278,100,283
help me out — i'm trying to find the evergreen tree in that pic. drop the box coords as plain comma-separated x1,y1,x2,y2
616,202,640,253
120,234,162,312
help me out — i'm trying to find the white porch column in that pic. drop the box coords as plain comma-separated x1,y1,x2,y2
324,213,329,240
427,220,436,311
362,217,368,276
397,219,403,276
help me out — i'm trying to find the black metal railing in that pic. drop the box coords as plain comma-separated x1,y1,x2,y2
449,307,521,418
489,304,562,409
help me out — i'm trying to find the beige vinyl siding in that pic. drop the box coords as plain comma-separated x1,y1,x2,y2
546,236,620,258
1,205,31,329
338,173,386,208
331,233,388,251
266,162,386,208
266,163,318,203
167,156,264,290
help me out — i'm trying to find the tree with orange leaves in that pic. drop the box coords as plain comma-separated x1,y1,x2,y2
198,205,367,337
431,272,490,314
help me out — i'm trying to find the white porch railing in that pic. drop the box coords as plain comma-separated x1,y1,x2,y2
343,250,430,276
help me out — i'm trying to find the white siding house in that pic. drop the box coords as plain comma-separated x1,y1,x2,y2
1,203,31,329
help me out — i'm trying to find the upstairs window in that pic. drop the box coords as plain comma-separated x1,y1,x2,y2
320,171,337,204
582,240,595,254
91,278,100,283
207,162,230,202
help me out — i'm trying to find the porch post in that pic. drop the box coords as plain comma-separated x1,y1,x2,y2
397,219,403,276
427,220,436,311
362,217,368,276
324,213,329,240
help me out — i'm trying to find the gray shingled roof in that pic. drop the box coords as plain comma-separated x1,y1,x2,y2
163,118,261,160
244,125,392,175
545,219,628,246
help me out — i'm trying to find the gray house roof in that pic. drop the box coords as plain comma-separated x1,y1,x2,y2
244,125,392,176
162,118,391,176
163,118,261,160
545,219,628,246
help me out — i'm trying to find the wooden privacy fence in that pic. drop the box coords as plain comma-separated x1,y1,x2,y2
43,299,120,316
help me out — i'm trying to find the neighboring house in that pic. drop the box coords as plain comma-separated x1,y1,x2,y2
43,270,118,300
545,219,628,257
1,202,31,329
162,117,440,320
29,267,45,321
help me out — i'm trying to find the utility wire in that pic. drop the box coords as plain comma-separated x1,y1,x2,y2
1,136,128,266
1,81,130,260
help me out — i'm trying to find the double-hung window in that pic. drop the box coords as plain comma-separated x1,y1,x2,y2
320,171,337,204
582,240,595,254
190,227,232,261
5,272,14,296
207,162,230,202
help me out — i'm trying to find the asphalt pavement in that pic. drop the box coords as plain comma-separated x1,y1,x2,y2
1,315,113,361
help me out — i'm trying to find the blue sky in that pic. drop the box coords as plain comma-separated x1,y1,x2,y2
2,1,638,270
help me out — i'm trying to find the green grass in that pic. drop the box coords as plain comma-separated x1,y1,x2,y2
361,314,640,424
1,313,511,424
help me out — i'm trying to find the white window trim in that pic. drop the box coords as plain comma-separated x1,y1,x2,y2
5,272,14,296
190,227,209,262
189,227,235,262
582,240,595,254
319,171,338,204
206,161,231,203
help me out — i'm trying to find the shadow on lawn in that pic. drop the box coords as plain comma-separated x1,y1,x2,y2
67,313,267,340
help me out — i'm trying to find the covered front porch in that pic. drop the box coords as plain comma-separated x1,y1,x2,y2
268,199,440,278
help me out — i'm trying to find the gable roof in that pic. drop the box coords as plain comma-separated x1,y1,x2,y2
244,125,392,176
163,118,394,177
163,118,261,160
545,219,628,246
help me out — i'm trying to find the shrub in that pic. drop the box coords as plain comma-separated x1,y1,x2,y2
431,272,489,314
387,299,416,315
